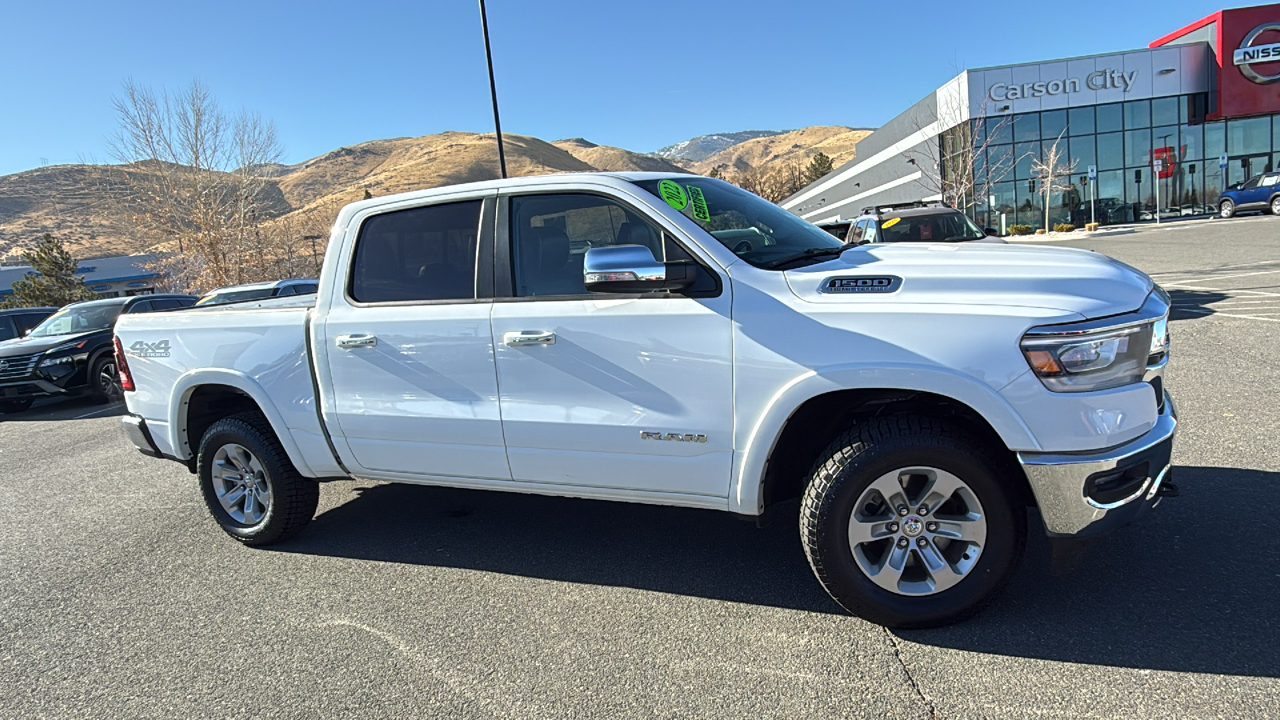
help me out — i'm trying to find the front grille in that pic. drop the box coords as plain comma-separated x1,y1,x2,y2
0,352,41,381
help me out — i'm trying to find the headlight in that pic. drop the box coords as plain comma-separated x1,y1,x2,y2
39,355,76,368
39,339,89,368
1021,291,1169,393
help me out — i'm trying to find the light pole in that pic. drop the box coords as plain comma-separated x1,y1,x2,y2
478,0,507,179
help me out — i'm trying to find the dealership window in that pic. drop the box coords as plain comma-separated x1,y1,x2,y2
1126,167,1154,213
1097,104,1123,133
1096,169,1128,222
1125,129,1151,168
1097,132,1124,170
971,118,986,148
1152,97,1179,128
1204,122,1226,158
987,116,1012,147
1228,117,1272,156
1014,141,1040,180
987,145,1015,182
1015,179,1041,227
1273,116,1280,151
1040,110,1067,142
1180,124,1203,161
1153,126,1178,162
1014,113,1040,142
1068,136,1096,171
1068,107,1094,136
1124,101,1151,130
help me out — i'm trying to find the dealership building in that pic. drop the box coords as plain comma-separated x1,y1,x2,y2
784,4,1280,231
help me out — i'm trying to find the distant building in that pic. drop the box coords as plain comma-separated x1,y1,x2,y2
0,254,162,300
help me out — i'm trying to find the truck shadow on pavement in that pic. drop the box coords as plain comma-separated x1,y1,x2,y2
275,464,1278,678
1168,288,1231,321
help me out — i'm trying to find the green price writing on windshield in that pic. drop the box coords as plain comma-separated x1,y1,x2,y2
658,179,688,210
687,185,711,222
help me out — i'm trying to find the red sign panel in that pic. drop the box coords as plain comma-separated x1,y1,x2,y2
1152,4,1280,119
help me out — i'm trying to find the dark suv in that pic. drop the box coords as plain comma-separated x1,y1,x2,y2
1218,171,1280,218
0,307,58,344
0,294,196,414
845,203,1003,244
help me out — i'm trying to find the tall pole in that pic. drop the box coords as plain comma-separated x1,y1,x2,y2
478,0,507,178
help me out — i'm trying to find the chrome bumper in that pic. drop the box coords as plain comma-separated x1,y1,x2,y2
1018,392,1177,538
121,415,163,458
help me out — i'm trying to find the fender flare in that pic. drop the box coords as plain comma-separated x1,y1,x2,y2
168,368,317,478
728,363,1040,515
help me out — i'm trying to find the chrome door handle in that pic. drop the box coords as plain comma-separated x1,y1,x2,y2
336,334,377,349
504,331,556,347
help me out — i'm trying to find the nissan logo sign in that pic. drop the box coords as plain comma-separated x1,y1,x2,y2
1233,22,1280,84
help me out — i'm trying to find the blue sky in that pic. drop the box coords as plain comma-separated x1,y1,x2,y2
0,0,1224,176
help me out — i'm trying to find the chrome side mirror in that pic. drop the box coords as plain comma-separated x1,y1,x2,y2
584,245,668,293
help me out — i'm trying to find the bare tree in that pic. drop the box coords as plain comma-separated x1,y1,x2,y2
723,161,807,204
906,92,1014,218
107,79,292,292
1030,131,1079,230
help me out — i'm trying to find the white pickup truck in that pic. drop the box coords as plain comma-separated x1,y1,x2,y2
115,172,1176,628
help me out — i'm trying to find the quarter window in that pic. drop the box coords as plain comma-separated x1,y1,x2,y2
350,200,482,303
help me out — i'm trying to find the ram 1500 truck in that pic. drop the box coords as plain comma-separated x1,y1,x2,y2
115,173,1176,628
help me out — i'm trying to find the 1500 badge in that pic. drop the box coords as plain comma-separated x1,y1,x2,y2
821,276,903,294
129,340,171,358
641,431,707,443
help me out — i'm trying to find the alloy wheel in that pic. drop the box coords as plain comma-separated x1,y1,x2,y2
1220,200,1234,218
847,466,987,596
99,360,122,401
211,443,273,525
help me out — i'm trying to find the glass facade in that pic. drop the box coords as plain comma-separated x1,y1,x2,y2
959,93,1280,231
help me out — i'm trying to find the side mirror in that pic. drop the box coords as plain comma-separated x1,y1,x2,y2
584,245,692,293
984,227,998,236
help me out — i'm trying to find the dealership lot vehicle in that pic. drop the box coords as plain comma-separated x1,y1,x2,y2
1218,171,1280,217
0,294,195,413
845,204,1004,245
196,278,319,306
0,306,57,344
115,173,1174,628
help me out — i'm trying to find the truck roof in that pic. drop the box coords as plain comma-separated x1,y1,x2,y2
335,171,693,223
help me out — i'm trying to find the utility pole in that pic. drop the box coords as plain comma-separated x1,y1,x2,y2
478,0,507,179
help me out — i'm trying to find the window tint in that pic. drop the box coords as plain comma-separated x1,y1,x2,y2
15,313,47,334
148,298,183,311
295,283,318,295
128,300,156,313
863,220,879,243
1242,176,1261,189
275,285,296,296
350,200,482,303
510,194,664,297
847,219,866,243
0,317,15,342
175,297,197,307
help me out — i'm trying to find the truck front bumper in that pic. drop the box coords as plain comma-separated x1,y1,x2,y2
1018,392,1177,538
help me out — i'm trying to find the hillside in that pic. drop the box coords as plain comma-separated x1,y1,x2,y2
691,126,874,175
0,127,872,261
653,131,783,163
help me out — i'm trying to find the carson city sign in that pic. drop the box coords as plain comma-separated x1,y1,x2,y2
987,69,1139,101
1233,22,1280,84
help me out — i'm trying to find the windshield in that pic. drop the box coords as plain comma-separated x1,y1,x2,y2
196,288,276,306
630,177,843,269
879,211,986,242
28,303,123,337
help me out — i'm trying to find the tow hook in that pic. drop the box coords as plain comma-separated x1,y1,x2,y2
1157,481,1179,498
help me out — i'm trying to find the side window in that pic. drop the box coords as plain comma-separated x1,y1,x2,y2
275,285,296,296
350,200,482,303
129,300,156,313
175,297,197,308
15,313,46,334
510,194,664,298
847,219,866,243
863,220,880,243
148,298,182,311
296,283,318,294
1242,176,1261,190
1261,174,1280,187
0,317,15,342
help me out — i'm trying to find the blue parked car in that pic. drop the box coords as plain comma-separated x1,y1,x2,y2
1218,171,1280,218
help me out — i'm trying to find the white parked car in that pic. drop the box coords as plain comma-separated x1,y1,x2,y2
195,278,318,307
114,173,1175,628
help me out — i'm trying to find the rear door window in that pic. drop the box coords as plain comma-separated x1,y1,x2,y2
0,317,16,342
15,313,47,335
350,200,482,303
863,220,880,243
147,298,183,311
128,300,156,313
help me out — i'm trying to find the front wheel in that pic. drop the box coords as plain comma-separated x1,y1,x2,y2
88,355,122,404
1220,199,1236,218
800,415,1026,628
197,413,319,545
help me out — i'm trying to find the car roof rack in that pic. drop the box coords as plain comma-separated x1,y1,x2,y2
860,201,948,215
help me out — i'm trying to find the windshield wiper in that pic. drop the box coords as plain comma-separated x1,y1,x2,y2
762,243,856,270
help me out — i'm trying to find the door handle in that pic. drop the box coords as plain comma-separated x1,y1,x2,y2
504,331,556,347
336,334,377,349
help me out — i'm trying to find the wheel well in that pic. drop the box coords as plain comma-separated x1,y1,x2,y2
182,385,267,466
760,389,1030,512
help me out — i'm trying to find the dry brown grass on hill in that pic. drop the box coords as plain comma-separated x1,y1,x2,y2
693,126,872,175
552,138,689,173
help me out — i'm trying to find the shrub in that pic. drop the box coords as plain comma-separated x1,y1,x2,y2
1007,224,1033,235
1035,229,1047,235
1053,223,1076,233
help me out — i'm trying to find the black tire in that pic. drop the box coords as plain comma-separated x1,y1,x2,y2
800,415,1025,628
0,399,34,414
197,412,319,546
1270,196,1280,216
1219,199,1236,218
88,355,122,404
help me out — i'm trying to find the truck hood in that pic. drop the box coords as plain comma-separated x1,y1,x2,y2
0,330,101,357
784,243,1153,319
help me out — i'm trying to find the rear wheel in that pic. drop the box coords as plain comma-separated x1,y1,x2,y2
800,415,1025,628
1270,197,1280,215
197,412,319,545
0,399,34,414
1219,199,1236,218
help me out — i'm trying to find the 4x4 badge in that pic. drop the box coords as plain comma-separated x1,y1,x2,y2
129,340,171,358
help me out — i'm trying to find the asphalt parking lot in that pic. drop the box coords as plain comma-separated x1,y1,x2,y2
2,215,1278,719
